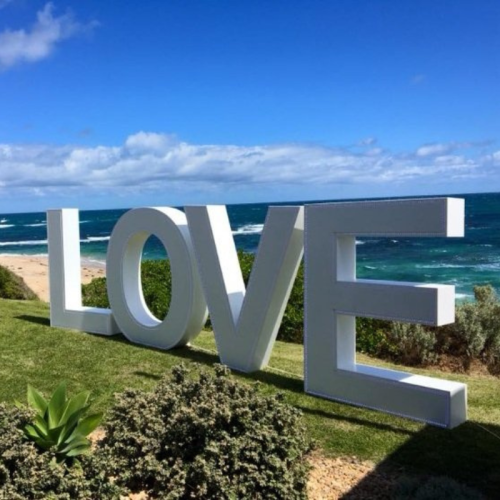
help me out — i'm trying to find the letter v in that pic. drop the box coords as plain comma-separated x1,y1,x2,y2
185,205,304,372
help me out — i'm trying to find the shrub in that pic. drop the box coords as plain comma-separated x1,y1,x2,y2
356,317,393,356
0,403,122,499
473,285,500,366
82,260,172,320
82,253,305,343
448,303,486,360
382,322,437,366
0,265,38,300
98,364,312,499
80,277,108,309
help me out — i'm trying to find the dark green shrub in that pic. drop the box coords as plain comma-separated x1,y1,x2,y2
81,277,108,309
356,317,393,356
82,260,172,320
0,265,38,300
473,285,500,367
98,364,312,499
0,403,122,499
448,303,486,360
83,253,305,342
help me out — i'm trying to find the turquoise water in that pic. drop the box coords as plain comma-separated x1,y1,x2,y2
0,192,499,300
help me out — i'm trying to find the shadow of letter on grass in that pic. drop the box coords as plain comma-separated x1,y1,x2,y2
341,421,500,499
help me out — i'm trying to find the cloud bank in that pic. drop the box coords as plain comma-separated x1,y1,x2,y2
0,133,497,200
0,3,97,69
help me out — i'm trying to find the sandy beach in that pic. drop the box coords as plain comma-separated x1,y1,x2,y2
0,255,105,302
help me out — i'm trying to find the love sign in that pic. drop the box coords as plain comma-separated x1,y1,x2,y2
47,198,467,428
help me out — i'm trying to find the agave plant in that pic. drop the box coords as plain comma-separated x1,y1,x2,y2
23,382,102,462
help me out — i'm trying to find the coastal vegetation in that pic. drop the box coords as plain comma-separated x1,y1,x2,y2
82,254,500,376
0,264,38,301
0,299,497,497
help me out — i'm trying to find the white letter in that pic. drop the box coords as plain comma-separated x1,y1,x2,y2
185,205,303,372
47,209,119,335
106,207,207,349
305,198,467,428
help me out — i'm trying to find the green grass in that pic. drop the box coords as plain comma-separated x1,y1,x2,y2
1,299,499,497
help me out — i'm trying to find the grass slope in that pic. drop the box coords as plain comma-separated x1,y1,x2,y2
0,299,499,497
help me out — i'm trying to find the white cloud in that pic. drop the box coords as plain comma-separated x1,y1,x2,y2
416,143,454,157
0,3,97,69
0,134,494,200
415,141,491,157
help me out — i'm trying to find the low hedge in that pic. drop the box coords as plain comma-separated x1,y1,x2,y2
82,254,500,373
97,364,312,499
0,365,312,499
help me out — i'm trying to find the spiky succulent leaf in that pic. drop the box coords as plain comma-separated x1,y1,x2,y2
74,413,102,437
59,436,90,454
24,424,43,440
47,382,67,428
59,391,90,426
33,415,49,438
65,445,91,457
27,385,48,417
47,423,68,444
57,407,89,445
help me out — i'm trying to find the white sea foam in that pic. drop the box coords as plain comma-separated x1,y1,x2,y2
0,219,7,223
24,223,46,227
0,224,14,229
355,240,364,245
83,236,111,242
0,235,110,246
363,265,377,270
416,264,468,269
0,239,47,246
232,224,264,235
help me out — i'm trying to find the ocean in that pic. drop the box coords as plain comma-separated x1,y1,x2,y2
1,192,499,301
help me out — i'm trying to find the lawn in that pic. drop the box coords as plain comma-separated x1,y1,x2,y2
0,299,499,497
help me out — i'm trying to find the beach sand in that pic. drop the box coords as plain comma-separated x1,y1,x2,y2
0,255,105,302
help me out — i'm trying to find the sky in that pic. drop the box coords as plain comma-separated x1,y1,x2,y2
0,0,498,213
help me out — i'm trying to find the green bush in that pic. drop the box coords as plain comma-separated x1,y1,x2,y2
473,285,500,366
382,322,437,366
356,318,393,356
82,253,304,342
444,303,486,361
0,265,38,300
82,260,172,320
0,403,122,499
82,255,500,373
97,364,312,499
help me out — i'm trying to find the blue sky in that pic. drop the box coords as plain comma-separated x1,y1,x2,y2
0,0,498,212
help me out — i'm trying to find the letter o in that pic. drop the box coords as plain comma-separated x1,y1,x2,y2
106,207,207,349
